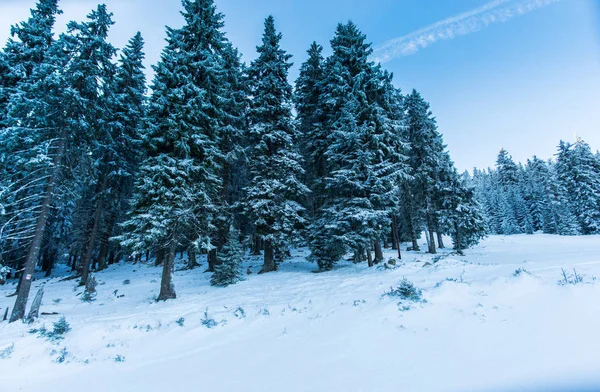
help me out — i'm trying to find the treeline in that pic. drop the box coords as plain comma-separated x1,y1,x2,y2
469,139,600,236
0,0,486,322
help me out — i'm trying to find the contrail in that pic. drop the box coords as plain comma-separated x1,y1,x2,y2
372,0,561,63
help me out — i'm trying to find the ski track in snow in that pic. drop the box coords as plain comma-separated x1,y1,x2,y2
1,234,600,392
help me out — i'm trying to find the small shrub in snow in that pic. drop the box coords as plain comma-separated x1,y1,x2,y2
123,279,131,285
114,355,125,363
353,299,366,306
513,268,531,277
49,317,71,340
176,317,185,327
52,298,62,304
53,347,69,363
201,309,217,329
233,307,246,319
558,268,583,285
81,276,97,302
0,343,14,359
384,279,424,302
31,317,71,342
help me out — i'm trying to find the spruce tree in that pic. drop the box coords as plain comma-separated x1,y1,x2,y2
402,89,446,254
3,0,66,322
120,0,234,299
211,227,244,287
308,22,405,269
243,16,308,273
556,139,600,234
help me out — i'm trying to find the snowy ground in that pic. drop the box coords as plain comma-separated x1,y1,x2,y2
2,234,600,392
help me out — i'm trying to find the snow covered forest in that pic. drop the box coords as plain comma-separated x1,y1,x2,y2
0,0,494,320
1,0,600,390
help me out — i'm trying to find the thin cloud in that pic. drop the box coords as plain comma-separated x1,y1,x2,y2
372,0,561,63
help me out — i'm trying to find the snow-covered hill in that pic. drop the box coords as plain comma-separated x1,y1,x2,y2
2,234,600,392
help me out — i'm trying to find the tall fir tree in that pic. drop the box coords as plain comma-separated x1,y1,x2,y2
243,16,309,273
308,22,406,269
120,0,234,299
2,0,66,322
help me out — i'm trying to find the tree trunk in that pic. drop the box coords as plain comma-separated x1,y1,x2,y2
392,215,402,259
374,240,383,263
391,220,397,250
96,209,117,271
367,246,374,267
157,241,176,301
96,239,110,272
252,235,261,256
259,239,276,273
187,245,198,270
436,231,445,249
454,221,464,255
426,213,437,254
10,138,63,323
26,287,44,323
155,249,164,266
207,249,217,272
80,175,109,286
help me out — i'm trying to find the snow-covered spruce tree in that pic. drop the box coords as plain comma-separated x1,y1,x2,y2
308,22,406,269
2,0,68,323
96,32,147,271
402,89,447,254
556,139,600,234
211,227,244,287
119,0,233,300
209,40,248,271
439,170,486,254
294,41,325,212
243,16,309,273
0,0,61,128
60,5,119,286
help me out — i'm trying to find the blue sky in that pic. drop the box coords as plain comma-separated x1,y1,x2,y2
1,0,599,170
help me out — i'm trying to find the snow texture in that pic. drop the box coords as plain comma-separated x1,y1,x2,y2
1,234,600,391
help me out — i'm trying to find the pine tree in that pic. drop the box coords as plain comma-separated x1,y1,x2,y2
211,227,244,287
439,170,486,254
2,0,66,323
295,41,325,209
556,139,600,234
243,16,309,273
120,0,235,299
61,4,119,286
402,89,446,254
98,32,147,271
308,22,406,270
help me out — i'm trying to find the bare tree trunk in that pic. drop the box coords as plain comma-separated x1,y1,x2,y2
259,239,276,274
391,220,397,250
392,215,402,259
426,212,437,254
26,287,44,323
367,246,374,267
187,245,198,270
252,234,261,256
207,249,217,272
436,231,445,249
155,249,164,266
157,241,176,301
454,221,464,255
10,138,63,323
374,240,383,263
80,175,108,286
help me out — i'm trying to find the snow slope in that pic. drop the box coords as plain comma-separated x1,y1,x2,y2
2,234,600,392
